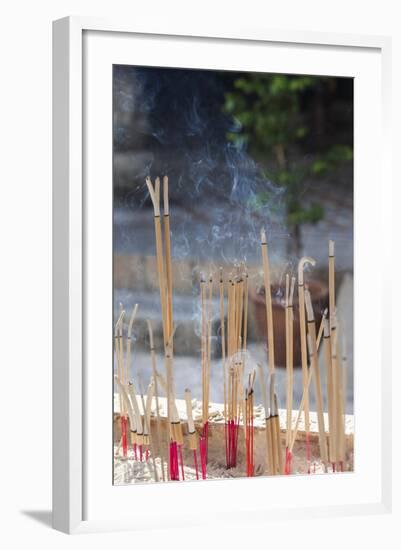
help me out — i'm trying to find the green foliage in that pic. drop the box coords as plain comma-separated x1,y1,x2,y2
223,74,353,250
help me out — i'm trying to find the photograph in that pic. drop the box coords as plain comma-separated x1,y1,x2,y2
112,64,354,484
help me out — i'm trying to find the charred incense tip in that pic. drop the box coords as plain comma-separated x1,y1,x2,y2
260,227,267,245
329,239,335,257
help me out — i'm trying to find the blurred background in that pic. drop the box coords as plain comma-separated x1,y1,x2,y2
113,65,354,413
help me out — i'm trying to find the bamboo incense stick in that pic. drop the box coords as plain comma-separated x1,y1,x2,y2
146,177,168,346
341,331,348,466
163,176,173,341
305,288,328,467
219,268,229,467
127,381,144,458
285,276,296,473
258,363,274,475
323,317,336,467
141,380,159,482
114,375,137,457
114,310,126,457
260,228,275,374
185,389,199,479
298,256,316,471
328,240,335,335
146,320,166,481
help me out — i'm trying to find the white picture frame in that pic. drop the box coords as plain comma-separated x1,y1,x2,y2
52,16,392,534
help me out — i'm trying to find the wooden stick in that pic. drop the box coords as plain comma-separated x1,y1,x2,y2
243,266,249,354
285,274,290,449
328,240,335,334
200,275,208,426
286,277,296,450
323,317,336,465
297,256,316,468
219,269,227,427
114,310,125,427
126,304,138,400
258,363,274,475
206,275,213,419
145,177,168,347
114,375,137,450
147,319,166,481
163,176,174,342
260,228,275,374
305,289,328,466
142,380,158,482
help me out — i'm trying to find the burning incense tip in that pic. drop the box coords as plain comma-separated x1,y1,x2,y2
329,239,335,257
260,227,267,244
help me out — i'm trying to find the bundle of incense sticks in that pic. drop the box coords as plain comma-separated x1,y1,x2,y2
260,229,283,475
219,264,249,469
245,370,256,476
146,175,184,481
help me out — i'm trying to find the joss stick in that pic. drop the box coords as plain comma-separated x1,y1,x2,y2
141,381,159,482
323,317,336,467
298,256,316,472
114,375,137,458
163,176,173,340
185,389,199,479
219,268,228,466
260,229,275,374
328,240,335,335
114,310,126,457
128,381,144,459
147,320,166,481
207,276,213,428
305,289,328,467
333,316,345,470
289,310,328,455
200,276,207,425
146,176,180,480
126,304,138,450
145,177,167,346
285,276,296,473
341,332,348,465
243,265,249,354
260,229,283,472
245,371,256,476
285,274,290,438
258,363,274,476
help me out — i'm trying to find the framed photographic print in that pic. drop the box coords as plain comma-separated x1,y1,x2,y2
53,17,392,533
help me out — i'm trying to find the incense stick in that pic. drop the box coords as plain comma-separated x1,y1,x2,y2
146,320,166,481
323,317,336,468
260,228,275,374
185,388,199,479
298,256,316,472
114,310,126,458
305,288,328,468
285,276,296,473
